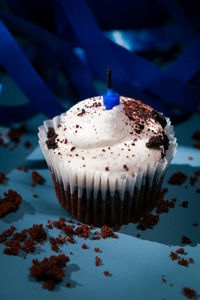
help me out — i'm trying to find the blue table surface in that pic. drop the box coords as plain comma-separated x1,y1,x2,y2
0,76,200,300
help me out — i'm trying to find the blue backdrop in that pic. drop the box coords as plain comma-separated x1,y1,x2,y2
0,0,200,123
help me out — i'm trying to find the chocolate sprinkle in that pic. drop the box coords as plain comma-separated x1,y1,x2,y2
123,164,129,171
77,108,86,116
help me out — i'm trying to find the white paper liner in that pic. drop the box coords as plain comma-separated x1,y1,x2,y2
38,114,177,202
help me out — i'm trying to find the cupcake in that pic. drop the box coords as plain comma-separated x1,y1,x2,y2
38,96,177,226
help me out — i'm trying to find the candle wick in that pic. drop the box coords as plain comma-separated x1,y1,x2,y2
107,66,111,89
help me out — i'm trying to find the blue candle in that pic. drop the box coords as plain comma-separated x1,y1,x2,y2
103,66,120,110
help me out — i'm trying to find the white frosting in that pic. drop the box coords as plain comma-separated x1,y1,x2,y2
53,96,165,174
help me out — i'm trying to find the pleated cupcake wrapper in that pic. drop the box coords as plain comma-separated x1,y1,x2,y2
38,114,177,222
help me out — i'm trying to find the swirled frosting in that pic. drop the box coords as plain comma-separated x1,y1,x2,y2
47,96,169,174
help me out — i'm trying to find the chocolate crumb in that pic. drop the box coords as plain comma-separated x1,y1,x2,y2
30,254,69,290
82,243,88,249
168,172,187,185
95,256,101,266
3,224,47,255
24,141,32,149
7,125,27,143
101,225,118,239
137,213,159,230
180,201,188,208
181,235,192,244
176,248,184,254
0,172,7,184
189,258,194,264
104,271,110,276
183,287,196,299
190,176,197,186
50,236,66,252
32,171,44,187
170,251,178,261
156,190,174,214
0,190,22,218
178,258,188,266
0,226,16,243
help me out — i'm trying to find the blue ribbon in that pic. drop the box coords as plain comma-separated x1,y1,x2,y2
0,103,39,123
59,0,142,98
59,0,200,113
157,0,197,44
0,0,200,123
167,35,200,83
104,25,183,52
0,10,96,99
0,20,64,120
108,38,200,111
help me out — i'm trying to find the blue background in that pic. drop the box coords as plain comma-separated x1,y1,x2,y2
0,75,200,300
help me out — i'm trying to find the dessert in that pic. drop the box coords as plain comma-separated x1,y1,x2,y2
38,95,177,226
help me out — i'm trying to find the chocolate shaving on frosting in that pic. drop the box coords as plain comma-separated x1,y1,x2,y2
123,99,167,128
46,127,58,150
151,110,167,128
122,99,168,157
146,134,169,151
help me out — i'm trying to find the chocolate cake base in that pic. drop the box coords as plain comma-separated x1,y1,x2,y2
51,172,163,227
